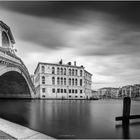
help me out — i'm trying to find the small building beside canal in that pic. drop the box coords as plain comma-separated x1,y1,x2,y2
33,60,92,99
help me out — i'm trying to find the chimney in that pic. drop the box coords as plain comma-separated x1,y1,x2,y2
74,61,76,66
59,59,62,64
67,62,71,65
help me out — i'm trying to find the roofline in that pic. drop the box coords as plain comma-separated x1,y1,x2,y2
84,69,92,76
0,21,15,44
34,62,88,74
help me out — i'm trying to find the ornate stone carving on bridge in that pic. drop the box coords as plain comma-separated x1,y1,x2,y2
0,20,16,54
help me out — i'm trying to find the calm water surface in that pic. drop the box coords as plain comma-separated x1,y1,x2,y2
0,99,140,139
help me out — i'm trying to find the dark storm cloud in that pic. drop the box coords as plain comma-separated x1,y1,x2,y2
1,1,140,25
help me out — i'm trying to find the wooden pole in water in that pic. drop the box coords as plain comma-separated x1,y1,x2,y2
122,96,131,125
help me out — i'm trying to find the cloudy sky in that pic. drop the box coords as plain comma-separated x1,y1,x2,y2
0,1,140,89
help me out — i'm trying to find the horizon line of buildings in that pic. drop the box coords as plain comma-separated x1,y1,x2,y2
31,60,92,99
92,84,140,99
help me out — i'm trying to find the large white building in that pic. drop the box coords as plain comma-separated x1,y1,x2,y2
33,60,92,99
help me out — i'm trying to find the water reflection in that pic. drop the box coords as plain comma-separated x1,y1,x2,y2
0,100,140,139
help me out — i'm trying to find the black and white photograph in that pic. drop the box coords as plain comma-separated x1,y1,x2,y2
0,1,140,139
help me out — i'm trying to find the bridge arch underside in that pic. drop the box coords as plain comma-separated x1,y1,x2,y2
0,71,31,99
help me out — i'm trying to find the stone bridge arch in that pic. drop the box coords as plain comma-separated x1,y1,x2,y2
0,67,34,98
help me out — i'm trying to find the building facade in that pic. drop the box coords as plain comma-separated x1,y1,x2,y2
33,60,92,99
97,87,120,99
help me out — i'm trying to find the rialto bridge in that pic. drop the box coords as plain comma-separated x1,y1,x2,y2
0,21,36,98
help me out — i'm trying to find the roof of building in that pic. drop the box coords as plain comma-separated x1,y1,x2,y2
0,20,15,44
34,62,92,75
84,69,92,76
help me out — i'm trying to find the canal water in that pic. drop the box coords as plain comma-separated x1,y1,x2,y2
0,99,140,139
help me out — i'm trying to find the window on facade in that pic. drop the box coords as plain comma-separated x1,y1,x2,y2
61,77,63,85
69,78,71,85
42,95,45,98
69,89,71,93
61,68,63,75
64,89,67,93
80,96,83,98
42,66,45,73
75,96,77,98
75,70,78,76
42,76,45,84
75,89,77,93
57,77,60,85
61,89,63,93
72,79,74,86
64,78,66,85
72,69,74,76
75,79,78,86
69,95,71,98
80,70,83,76
69,69,71,76
80,79,82,86
57,88,60,93
64,68,66,75
52,67,55,74
72,89,74,93
42,88,45,93
80,90,83,93
52,88,55,93
52,77,55,85
57,67,60,75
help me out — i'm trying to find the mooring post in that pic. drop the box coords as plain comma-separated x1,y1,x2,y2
122,96,131,125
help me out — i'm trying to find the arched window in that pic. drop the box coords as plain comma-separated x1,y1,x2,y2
69,78,71,85
64,78,66,85
69,69,71,76
80,70,83,76
72,69,74,76
64,68,66,75
2,31,10,48
57,67,60,75
61,77,63,85
42,76,45,84
72,78,74,86
75,79,77,86
75,69,78,76
52,67,55,74
41,66,45,73
52,77,55,85
57,77,60,85
61,68,63,75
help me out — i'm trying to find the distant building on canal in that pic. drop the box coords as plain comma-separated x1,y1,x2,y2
97,87,120,99
33,60,92,99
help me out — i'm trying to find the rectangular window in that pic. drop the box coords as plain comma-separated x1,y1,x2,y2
57,89,60,93
80,90,83,94
80,96,83,98
80,79,82,86
72,89,74,93
42,88,45,93
64,89,67,93
61,89,63,93
75,96,77,98
75,89,77,93
69,95,71,98
69,89,71,93
52,88,55,93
